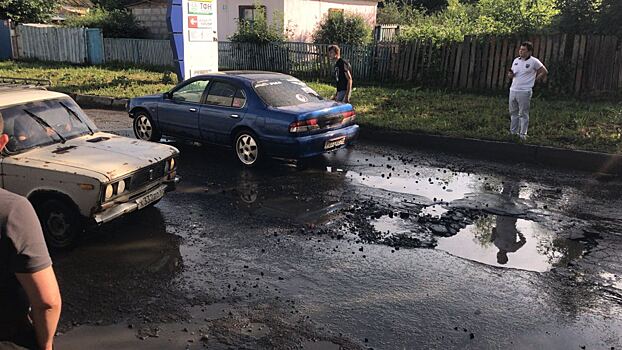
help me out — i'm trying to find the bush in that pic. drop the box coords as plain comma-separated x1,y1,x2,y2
396,0,558,43
230,6,285,43
313,12,372,46
64,7,146,38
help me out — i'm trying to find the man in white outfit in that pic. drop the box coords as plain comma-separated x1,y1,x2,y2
507,41,548,140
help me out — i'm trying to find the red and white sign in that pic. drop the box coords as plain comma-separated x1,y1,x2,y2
187,15,212,29
181,0,218,77
188,15,198,28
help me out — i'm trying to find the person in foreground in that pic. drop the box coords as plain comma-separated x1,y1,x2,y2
0,112,62,350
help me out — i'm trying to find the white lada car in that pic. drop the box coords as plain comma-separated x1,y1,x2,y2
0,86,179,248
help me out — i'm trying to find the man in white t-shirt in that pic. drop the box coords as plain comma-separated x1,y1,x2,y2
507,41,548,140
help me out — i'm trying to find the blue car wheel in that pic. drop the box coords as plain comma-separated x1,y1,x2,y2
234,130,262,167
133,111,161,142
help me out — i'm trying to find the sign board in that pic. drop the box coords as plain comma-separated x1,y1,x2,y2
168,0,218,80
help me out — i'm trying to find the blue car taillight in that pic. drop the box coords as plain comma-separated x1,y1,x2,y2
289,118,320,133
342,110,356,124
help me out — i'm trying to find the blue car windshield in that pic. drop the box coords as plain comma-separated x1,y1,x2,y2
253,78,323,107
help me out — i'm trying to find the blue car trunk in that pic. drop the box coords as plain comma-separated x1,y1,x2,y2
275,101,355,135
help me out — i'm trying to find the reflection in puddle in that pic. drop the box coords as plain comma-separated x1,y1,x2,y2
436,217,585,272
346,170,483,202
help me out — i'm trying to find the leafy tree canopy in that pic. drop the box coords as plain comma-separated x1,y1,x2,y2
0,0,60,23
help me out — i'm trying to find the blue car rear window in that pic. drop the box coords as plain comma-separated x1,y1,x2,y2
253,78,323,107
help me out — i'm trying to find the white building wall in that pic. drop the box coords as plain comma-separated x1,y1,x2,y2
283,0,377,42
217,0,285,42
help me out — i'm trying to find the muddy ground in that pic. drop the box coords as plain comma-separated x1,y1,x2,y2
50,109,622,349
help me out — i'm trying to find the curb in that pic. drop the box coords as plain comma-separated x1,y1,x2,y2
359,129,622,176
68,93,129,110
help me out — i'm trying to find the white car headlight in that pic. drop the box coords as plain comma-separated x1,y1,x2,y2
117,179,126,194
105,184,114,200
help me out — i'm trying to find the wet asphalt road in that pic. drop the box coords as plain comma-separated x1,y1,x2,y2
52,109,622,349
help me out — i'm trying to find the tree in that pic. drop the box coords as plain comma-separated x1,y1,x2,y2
553,0,599,33
377,0,424,25
89,0,138,11
313,11,372,46
402,0,449,13
596,0,622,36
0,0,59,23
475,0,558,36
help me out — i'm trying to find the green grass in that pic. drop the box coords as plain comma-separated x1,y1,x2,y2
0,60,176,98
1,60,621,154
308,82,622,154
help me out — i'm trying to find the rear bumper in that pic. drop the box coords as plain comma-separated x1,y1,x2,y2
264,124,360,159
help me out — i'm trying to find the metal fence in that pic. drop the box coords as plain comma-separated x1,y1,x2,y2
218,42,375,81
104,38,175,67
16,24,88,64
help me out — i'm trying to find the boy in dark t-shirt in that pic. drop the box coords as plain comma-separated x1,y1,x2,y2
0,112,61,350
328,45,353,103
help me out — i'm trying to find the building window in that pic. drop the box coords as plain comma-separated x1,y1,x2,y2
238,5,266,28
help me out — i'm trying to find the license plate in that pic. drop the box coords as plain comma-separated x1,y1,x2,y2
324,136,346,150
136,187,165,209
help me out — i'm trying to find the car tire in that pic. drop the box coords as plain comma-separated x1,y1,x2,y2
233,130,262,167
133,111,161,142
35,199,81,249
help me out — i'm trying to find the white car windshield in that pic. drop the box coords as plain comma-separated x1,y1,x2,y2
1,98,98,153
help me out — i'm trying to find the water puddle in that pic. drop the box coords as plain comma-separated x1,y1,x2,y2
436,217,585,272
600,272,622,290
365,213,437,248
346,170,483,203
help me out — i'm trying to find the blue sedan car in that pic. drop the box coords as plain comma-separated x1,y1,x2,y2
128,71,359,167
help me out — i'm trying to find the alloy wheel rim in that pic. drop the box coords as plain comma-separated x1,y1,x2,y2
236,134,258,165
136,115,153,140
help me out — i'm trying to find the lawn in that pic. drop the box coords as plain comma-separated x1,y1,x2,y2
1,60,621,154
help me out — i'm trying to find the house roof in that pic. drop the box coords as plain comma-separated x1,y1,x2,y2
127,0,169,8
60,0,94,8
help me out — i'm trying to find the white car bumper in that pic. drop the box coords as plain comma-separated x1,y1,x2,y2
93,183,168,224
